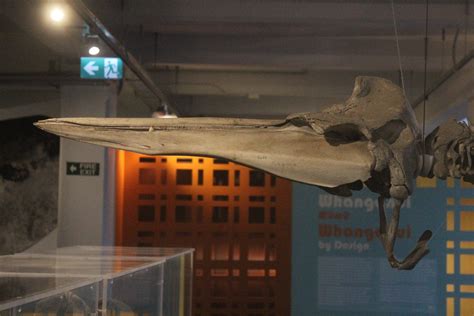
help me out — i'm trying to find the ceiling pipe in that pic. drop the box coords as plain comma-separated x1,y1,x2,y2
412,49,474,108
67,0,177,114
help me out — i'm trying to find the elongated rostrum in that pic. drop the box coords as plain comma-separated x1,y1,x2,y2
35,76,474,270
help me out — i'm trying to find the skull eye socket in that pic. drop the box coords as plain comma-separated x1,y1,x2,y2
372,119,407,144
324,123,367,145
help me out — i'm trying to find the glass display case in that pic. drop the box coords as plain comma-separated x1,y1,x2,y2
0,275,100,316
34,246,194,316
0,247,193,316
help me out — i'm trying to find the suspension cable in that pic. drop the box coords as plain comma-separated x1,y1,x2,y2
390,0,407,98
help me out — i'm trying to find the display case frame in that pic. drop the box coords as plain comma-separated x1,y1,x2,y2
0,246,193,316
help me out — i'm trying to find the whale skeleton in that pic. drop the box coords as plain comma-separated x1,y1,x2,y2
35,76,474,270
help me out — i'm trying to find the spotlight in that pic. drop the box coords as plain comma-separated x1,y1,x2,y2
85,35,101,56
152,105,177,118
88,46,100,56
151,111,178,119
49,6,65,23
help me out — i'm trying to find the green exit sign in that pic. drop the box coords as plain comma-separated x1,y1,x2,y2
80,57,123,80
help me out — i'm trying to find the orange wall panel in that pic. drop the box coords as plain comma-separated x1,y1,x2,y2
116,151,292,316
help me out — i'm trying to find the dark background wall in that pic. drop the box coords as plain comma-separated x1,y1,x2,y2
0,116,59,255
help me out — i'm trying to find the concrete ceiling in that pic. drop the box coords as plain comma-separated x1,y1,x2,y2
1,0,473,119
84,0,472,70
0,0,151,116
82,0,474,118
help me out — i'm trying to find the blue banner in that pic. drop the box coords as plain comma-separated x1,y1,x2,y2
292,178,448,315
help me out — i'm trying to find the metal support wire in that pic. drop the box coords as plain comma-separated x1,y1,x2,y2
422,0,429,153
390,0,407,99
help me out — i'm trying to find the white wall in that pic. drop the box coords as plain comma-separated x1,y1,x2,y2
57,83,117,247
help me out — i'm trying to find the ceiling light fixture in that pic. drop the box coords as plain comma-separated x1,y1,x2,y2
49,6,65,23
85,35,101,56
88,46,100,56
152,105,177,118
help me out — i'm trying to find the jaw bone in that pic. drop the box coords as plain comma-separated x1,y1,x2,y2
35,116,374,188
36,76,444,270
35,76,419,197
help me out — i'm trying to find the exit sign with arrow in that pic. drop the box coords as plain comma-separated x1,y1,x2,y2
66,162,100,176
80,57,123,80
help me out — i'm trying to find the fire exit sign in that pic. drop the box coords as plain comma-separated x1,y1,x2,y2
66,162,100,176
